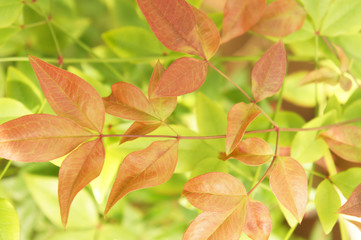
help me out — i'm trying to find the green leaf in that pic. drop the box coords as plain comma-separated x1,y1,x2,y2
315,179,340,234
186,0,202,8
321,0,361,36
0,0,23,28
0,98,32,124
341,99,361,128
196,92,227,151
102,26,165,58
330,168,361,198
23,173,98,229
97,224,138,240
0,27,19,46
0,198,19,240
47,230,95,240
6,67,43,112
291,110,337,163
300,0,331,30
190,157,227,178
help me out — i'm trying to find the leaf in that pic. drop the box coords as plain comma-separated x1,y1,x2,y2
244,199,272,240
183,172,247,212
222,0,266,43
251,41,287,102
148,61,177,120
315,179,340,234
338,183,361,218
119,121,162,144
190,157,228,178
0,98,32,124
0,27,20,47
191,6,220,59
154,57,208,97
137,0,205,57
58,138,105,227
0,0,23,28
103,82,159,122
251,0,306,37
102,26,165,57
105,140,179,215
29,56,105,133
346,220,361,232
300,67,339,86
0,114,94,162
320,125,361,163
227,137,273,166
183,198,247,240
300,0,331,30
270,156,308,222
321,0,361,37
226,103,261,154
0,198,19,240
330,168,361,198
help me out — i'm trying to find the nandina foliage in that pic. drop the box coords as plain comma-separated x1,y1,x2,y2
1,0,361,238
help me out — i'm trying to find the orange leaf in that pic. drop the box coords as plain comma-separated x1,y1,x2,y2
137,0,205,58
183,172,247,212
222,0,266,43
58,138,105,227
148,61,177,120
251,0,306,37
29,56,105,133
0,114,94,162
119,121,162,144
251,41,287,102
270,156,308,222
320,125,361,163
183,198,247,240
226,103,261,154
228,137,273,165
154,57,208,97
244,199,272,240
105,140,179,214
103,82,159,122
191,6,220,59
338,183,361,218
346,219,361,232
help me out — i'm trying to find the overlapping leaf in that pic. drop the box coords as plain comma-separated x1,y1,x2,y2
119,122,162,144
154,57,208,97
137,0,205,57
0,114,94,162
320,125,361,162
29,56,105,133
226,103,261,154
270,156,308,222
226,137,273,165
244,199,272,240
183,172,247,212
183,198,247,240
251,41,287,102
105,140,179,215
222,0,266,43
300,68,339,86
58,138,105,227
338,183,361,218
251,0,306,37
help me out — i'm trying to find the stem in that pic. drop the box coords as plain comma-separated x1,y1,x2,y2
314,34,320,116
20,20,47,29
284,225,297,240
213,55,313,63
324,148,338,176
0,161,12,180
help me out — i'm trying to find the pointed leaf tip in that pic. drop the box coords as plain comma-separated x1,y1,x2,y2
338,183,361,218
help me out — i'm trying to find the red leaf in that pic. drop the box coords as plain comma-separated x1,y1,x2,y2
270,156,308,222
339,183,361,218
119,121,162,144
251,0,306,37
222,0,266,43
0,114,94,162
29,56,105,133
137,0,205,58
183,172,247,212
183,198,247,240
320,125,361,163
105,140,179,214
226,103,261,155
228,137,273,165
244,199,272,240
154,57,208,97
148,61,177,120
103,82,159,122
251,41,287,102
58,138,105,227
191,6,220,59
